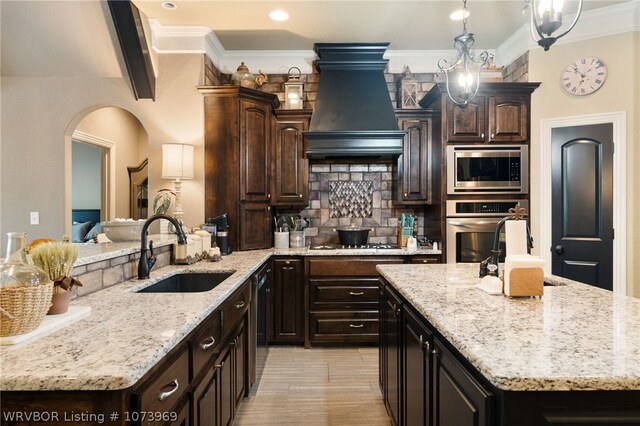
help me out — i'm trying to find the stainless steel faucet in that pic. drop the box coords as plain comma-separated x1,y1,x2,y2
138,214,187,279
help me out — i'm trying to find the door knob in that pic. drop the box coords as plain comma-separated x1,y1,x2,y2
554,245,565,255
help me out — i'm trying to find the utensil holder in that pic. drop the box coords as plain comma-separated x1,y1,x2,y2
289,230,305,248
274,231,289,249
397,226,413,247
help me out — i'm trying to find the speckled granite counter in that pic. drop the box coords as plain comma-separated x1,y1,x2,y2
73,234,175,266
1,246,437,391
377,263,640,391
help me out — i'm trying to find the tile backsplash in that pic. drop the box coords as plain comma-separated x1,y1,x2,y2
298,163,424,246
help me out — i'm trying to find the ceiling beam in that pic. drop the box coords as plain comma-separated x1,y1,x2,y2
108,0,155,100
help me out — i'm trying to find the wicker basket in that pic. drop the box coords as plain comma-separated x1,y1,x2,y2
0,281,53,337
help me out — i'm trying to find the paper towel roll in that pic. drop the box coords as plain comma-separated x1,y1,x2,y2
505,220,528,256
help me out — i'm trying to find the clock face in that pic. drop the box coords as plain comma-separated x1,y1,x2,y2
561,57,607,96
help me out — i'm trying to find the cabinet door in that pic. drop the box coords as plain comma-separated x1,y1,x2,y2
410,255,441,264
272,114,309,206
382,285,402,426
432,338,494,426
240,99,271,202
192,365,220,426
488,95,528,143
239,202,271,250
233,320,247,410
445,97,487,143
398,116,432,204
403,305,432,426
217,346,234,426
271,258,304,343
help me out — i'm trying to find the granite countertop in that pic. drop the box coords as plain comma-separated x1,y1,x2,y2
0,250,271,391
73,234,176,266
1,246,438,392
377,263,640,392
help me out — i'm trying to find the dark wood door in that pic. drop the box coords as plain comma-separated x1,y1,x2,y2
551,123,613,290
271,258,304,343
272,110,310,206
403,305,432,426
398,114,432,204
193,365,220,426
383,285,402,426
233,320,246,410
240,99,270,202
445,97,486,143
488,95,528,143
432,338,493,426
239,202,271,250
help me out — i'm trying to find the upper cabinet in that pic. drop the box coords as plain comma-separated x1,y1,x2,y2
199,86,279,252
395,109,437,204
271,110,312,207
420,83,540,144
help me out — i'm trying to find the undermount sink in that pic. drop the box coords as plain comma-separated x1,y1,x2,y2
136,272,235,293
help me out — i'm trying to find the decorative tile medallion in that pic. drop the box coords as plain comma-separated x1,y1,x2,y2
329,181,373,218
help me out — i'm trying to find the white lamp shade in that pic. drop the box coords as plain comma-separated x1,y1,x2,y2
162,144,194,179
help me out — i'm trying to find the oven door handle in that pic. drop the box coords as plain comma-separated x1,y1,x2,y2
446,220,498,227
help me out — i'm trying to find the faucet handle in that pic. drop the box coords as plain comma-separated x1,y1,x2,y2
148,240,157,270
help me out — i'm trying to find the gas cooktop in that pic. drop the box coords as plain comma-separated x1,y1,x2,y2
309,243,401,250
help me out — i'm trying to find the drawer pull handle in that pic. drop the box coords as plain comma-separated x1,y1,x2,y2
158,379,179,402
200,336,216,350
349,323,364,328
215,361,225,369
235,301,245,309
349,291,364,296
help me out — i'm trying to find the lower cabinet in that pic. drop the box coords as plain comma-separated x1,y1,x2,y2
432,337,493,426
192,362,220,426
271,257,304,344
382,284,403,426
403,305,432,426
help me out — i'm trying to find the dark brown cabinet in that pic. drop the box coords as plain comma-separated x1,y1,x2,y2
488,95,529,143
409,255,441,264
445,97,487,143
200,86,279,251
396,110,434,204
432,337,493,426
271,257,304,344
192,362,220,426
382,284,403,426
402,305,432,426
272,109,311,206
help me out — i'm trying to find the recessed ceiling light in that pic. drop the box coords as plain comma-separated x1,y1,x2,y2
161,1,177,10
449,9,470,21
269,9,289,22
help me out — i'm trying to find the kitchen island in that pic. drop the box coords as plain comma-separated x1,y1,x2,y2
378,263,640,425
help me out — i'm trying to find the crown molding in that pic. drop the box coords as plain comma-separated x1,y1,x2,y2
497,1,640,67
150,1,638,74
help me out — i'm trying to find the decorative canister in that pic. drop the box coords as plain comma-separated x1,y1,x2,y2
0,232,52,336
274,231,289,249
231,62,267,89
289,230,305,248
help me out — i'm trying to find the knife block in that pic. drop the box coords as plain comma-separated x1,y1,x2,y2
397,226,412,247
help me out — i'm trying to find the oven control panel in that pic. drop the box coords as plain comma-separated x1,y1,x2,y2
446,200,529,217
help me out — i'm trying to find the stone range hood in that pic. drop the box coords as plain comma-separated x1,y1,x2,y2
304,43,406,160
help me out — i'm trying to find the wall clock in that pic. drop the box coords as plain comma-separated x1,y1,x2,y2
561,57,607,96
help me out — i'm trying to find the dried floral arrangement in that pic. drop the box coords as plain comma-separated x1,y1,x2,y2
30,242,82,294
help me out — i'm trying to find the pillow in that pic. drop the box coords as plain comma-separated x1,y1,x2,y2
71,221,94,243
84,222,102,242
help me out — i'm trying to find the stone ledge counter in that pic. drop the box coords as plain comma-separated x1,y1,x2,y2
377,263,640,392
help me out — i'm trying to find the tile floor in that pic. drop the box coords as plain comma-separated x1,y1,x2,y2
235,346,390,425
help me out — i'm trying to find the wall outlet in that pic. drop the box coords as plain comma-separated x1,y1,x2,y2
30,211,39,225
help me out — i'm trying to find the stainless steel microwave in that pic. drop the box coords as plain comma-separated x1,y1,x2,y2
446,145,528,194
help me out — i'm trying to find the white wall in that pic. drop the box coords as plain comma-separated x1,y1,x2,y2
74,107,148,218
0,53,206,252
528,32,639,296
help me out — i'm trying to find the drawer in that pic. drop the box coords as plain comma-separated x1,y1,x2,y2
410,255,441,264
307,257,404,277
309,278,379,310
136,345,189,417
190,310,221,381
309,312,379,344
222,280,251,339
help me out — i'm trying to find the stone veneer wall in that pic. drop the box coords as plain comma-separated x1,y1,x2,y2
297,163,424,246
70,244,172,299
502,52,529,82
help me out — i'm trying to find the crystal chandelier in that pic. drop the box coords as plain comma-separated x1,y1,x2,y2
524,0,583,51
437,0,489,107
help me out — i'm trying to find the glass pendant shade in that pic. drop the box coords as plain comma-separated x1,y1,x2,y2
526,0,582,51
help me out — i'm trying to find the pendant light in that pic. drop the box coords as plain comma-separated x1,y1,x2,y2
524,0,583,51
437,0,489,107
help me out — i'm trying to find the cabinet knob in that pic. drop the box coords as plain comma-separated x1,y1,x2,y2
419,335,424,351
404,193,408,197
424,340,431,354
199,336,216,350
215,361,225,369
235,301,245,309
285,260,291,264
481,133,485,139
491,133,495,139
267,206,271,211
268,193,271,199
157,379,179,401
299,194,303,198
